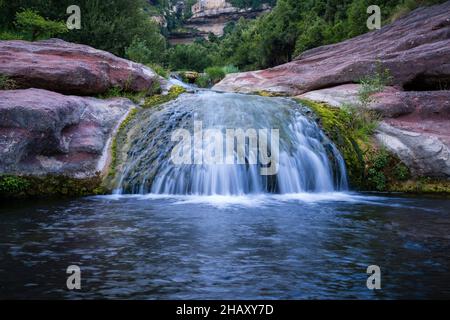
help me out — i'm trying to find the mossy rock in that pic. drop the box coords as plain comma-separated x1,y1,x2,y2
254,90,287,97
0,174,106,199
296,98,366,188
143,85,186,109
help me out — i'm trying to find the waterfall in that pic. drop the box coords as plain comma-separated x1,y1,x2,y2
115,91,348,195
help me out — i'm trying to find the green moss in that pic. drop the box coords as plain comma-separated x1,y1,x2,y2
254,90,286,97
296,98,365,188
296,98,450,194
143,85,186,108
388,179,450,194
0,174,106,199
108,108,139,178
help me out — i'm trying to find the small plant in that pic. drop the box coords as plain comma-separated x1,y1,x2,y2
204,66,226,84
358,64,393,107
0,176,30,194
393,163,410,181
366,149,390,191
98,87,147,104
148,64,170,79
195,74,212,88
0,74,17,90
15,9,67,41
222,65,239,74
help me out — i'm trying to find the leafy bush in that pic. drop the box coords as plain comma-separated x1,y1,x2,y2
15,9,67,41
0,74,17,90
0,176,30,194
222,65,240,74
125,29,166,65
148,64,170,79
0,30,25,40
195,75,212,88
143,85,186,108
168,43,214,72
205,66,226,84
358,65,393,106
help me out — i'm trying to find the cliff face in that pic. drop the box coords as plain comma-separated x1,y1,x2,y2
168,0,271,44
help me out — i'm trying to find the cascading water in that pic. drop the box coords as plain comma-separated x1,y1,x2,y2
115,91,348,195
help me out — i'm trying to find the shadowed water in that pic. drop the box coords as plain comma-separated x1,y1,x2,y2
0,193,449,299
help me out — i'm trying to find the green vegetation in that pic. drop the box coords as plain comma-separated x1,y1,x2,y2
194,65,239,88
0,174,106,198
109,108,139,178
0,74,17,90
143,85,186,108
364,147,416,192
125,32,167,65
297,98,366,188
15,9,67,41
298,98,423,192
0,0,167,57
358,64,393,107
205,67,226,84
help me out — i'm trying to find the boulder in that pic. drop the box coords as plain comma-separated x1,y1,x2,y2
0,39,166,96
0,89,134,178
375,123,450,178
214,2,450,95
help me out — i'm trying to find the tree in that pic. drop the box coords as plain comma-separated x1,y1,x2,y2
15,9,67,41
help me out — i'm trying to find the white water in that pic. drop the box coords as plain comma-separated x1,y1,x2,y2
115,91,348,195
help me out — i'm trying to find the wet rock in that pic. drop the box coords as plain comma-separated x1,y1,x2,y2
0,89,134,178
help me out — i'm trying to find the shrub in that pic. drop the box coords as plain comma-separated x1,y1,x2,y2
0,30,25,40
15,9,67,41
358,65,393,106
0,176,30,194
222,65,240,74
125,32,166,66
0,74,17,90
148,64,170,79
205,66,226,84
195,75,212,88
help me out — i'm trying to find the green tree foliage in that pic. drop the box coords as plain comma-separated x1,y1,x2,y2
0,0,166,57
15,9,67,41
125,23,167,65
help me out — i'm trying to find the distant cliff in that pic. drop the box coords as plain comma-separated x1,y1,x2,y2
152,0,273,44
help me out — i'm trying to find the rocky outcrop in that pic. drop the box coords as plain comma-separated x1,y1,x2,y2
0,89,134,179
214,2,450,95
186,0,270,37
167,0,271,43
0,39,165,96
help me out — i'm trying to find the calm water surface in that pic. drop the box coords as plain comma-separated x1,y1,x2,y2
0,193,449,299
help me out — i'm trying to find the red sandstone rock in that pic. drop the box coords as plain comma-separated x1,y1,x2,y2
0,39,165,96
0,89,134,178
214,2,450,95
